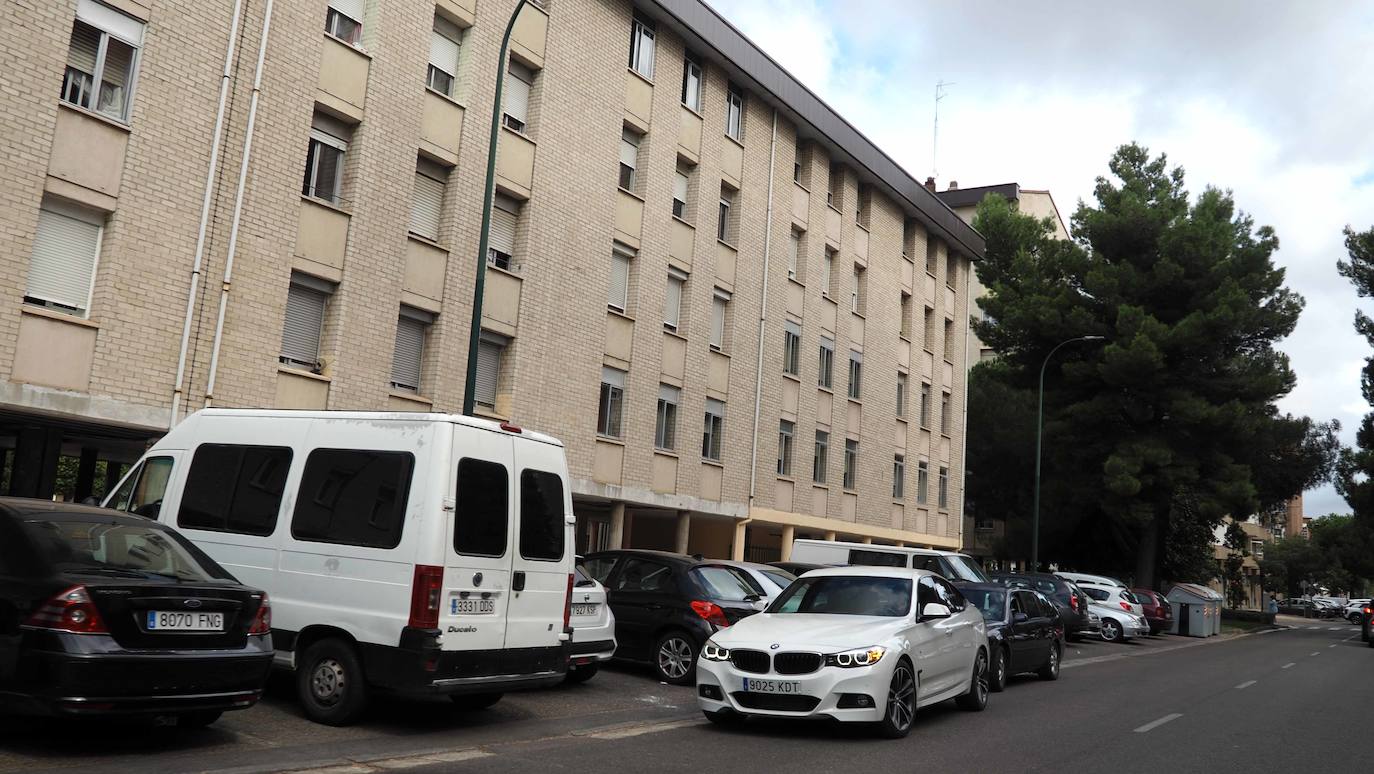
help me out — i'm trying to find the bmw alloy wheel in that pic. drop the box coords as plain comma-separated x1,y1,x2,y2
886,663,916,732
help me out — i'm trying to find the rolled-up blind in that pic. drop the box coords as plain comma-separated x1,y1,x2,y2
490,195,518,258
430,18,461,76
504,62,531,125
328,0,365,22
28,204,101,312
620,129,639,170
67,22,100,76
410,172,444,241
281,283,327,366
608,251,631,311
674,172,689,204
663,274,683,329
390,315,425,391
475,338,501,406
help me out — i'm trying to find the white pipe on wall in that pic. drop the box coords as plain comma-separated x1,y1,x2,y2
747,108,780,505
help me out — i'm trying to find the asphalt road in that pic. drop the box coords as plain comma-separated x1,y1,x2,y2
3,623,1371,774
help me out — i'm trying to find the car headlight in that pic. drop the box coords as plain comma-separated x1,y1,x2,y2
701,641,731,661
825,646,887,668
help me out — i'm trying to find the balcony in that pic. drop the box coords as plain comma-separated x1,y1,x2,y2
624,70,652,133
661,332,686,381
708,350,730,395
403,237,447,312
436,0,476,26
721,136,743,188
421,90,465,165
855,224,869,262
496,126,536,199
791,182,809,226
605,311,634,364
481,265,522,337
510,2,548,69
317,35,369,122
825,205,842,245
594,439,624,485
294,198,351,282
670,218,695,268
677,105,702,164
47,104,128,207
653,452,678,494
715,240,737,290
12,308,96,392
700,463,722,501
614,189,643,249
275,368,330,409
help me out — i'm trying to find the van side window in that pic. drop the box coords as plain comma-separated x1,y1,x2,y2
110,456,175,518
178,445,291,536
911,555,942,573
290,449,414,549
455,458,508,556
519,470,565,561
848,548,905,567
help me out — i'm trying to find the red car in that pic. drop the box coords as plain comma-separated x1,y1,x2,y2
1131,589,1172,635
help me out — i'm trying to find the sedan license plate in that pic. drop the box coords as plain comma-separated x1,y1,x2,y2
570,603,599,616
146,611,224,632
742,678,800,694
452,598,496,615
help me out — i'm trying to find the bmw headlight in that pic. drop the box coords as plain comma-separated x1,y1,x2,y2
825,646,887,668
701,641,731,661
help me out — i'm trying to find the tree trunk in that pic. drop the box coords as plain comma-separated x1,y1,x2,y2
1135,514,1162,589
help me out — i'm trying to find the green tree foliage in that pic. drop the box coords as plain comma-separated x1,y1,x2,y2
1337,226,1374,523
971,144,1336,586
964,360,1037,561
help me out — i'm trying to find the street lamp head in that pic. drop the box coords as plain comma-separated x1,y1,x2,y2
1081,335,1106,342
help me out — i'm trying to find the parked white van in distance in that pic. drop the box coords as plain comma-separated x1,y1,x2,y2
789,539,991,583
104,409,576,726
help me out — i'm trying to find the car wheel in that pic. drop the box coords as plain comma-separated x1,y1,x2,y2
1350,613,1363,625
1100,618,1123,643
955,649,989,712
1038,642,1061,681
989,646,1008,693
564,663,599,684
296,638,369,726
702,709,744,727
449,693,503,710
875,659,917,738
653,631,697,686
178,710,222,729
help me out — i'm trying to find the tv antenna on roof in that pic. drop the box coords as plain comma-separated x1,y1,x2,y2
932,79,954,180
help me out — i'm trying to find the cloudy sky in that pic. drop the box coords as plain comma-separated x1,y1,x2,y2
710,0,1374,518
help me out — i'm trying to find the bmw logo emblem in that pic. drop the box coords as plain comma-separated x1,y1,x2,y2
769,643,781,650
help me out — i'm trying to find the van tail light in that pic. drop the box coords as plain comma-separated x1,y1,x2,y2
408,565,444,630
691,600,732,628
24,586,109,634
563,573,574,632
248,593,272,635
1119,601,1133,613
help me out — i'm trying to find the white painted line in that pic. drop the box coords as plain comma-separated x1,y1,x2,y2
1329,626,1343,631
371,751,494,770
586,718,704,740
1235,680,1257,690
1310,651,1320,656
1134,713,1183,733
1331,644,1339,648
1282,662,1296,669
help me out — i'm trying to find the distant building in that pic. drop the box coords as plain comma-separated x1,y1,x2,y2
1209,515,1271,609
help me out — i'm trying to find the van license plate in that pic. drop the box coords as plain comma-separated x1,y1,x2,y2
453,599,495,615
146,611,224,632
742,678,800,694
571,603,598,616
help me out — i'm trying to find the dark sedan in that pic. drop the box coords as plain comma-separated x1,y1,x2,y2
0,499,273,726
989,571,1092,641
962,583,1063,692
581,550,767,685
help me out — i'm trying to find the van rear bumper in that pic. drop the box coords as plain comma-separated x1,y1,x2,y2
361,631,567,696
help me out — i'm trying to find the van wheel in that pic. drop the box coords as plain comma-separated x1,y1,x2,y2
564,663,599,684
296,638,369,726
653,631,698,685
449,693,502,710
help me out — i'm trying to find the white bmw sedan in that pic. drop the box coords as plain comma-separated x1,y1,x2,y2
696,567,990,738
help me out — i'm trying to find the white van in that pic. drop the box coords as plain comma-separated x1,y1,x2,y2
789,539,990,584
104,409,575,725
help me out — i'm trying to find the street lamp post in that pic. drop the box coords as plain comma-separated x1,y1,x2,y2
463,0,529,416
1031,335,1104,571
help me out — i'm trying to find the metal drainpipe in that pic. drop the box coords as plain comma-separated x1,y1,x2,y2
747,108,779,506
168,0,245,426
957,260,972,550
203,0,275,407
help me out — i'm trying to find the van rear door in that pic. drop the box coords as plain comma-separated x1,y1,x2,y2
443,426,516,653
506,438,572,659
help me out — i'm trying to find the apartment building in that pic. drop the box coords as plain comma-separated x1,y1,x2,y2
0,0,982,561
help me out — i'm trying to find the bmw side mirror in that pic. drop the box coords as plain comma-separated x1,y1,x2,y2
1012,612,1029,624
920,602,952,621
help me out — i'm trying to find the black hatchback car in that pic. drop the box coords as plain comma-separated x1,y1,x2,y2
0,499,274,725
581,550,768,685
962,583,1063,692
989,571,1093,641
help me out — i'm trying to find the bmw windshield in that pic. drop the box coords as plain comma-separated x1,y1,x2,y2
766,576,912,616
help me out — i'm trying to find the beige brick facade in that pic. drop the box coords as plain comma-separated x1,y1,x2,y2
0,0,980,558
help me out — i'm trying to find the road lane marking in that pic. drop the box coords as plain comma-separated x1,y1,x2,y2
585,718,704,740
1282,662,1296,669
1310,651,1320,656
1331,644,1338,648
370,751,494,770
1329,626,1343,631
1134,713,1183,733
1235,680,1257,690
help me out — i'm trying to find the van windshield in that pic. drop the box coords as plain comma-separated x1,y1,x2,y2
944,555,990,583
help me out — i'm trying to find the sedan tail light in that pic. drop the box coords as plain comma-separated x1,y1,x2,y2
24,586,109,634
248,593,272,635
690,600,732,627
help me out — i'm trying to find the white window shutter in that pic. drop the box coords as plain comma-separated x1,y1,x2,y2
67,22,100,74
608,251,631,310
620,129,639,170
711,296,726,348
390,315,425,390
281,284,327,365
410,173,444,240
664,275,683,329
429,19,461,75
27,206,101,312
328,0,365,23
77,0,144,45
674,172,689,203
490,200,517,258
504,63,531,125
475,339,502,406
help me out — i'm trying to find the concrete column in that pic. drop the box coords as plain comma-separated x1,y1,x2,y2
608,503,626,550
74,447,99,503
103,461,124,496
732,520,747,561
861,536,873,544
779,525,795,562
824,530,837,541
11,427,61,499
674,510,691,554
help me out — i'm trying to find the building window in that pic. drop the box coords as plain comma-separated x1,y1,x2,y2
822,246,835,298
608,242,634,312
896,372,908,418
900,292,912,339
62,1,143,123
655,384,680,451
925,237,938,275
944,318,956,362
681,53,702,111
725,84,744,141
843,439,859,490
410,159,447,241
788,228,803,281
25,198,103,317
855,185,867,226
673,165,690,220
664,267,687,332
427,14,463,96
325,0,364,45
818,336,834,389
850,264,865,314
941,391,951,435
946,253,958,289
628,14,656,80
917,461,929,504
893,454,905,499
783,320,801,376
826,165,838,208
502,59,533,134
302,124,348,205
938,465,949,509
923,306,936,352
280,273,333,371
475,331,508,410
711,288,731,351
597,366,626,438
813,430,829,484
488,194,520,270
717,186,736,244
777,420,795,476
619,127,641,191
847,351,862,400
920,382,931,427
702,399,725,461
390,307,432,393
